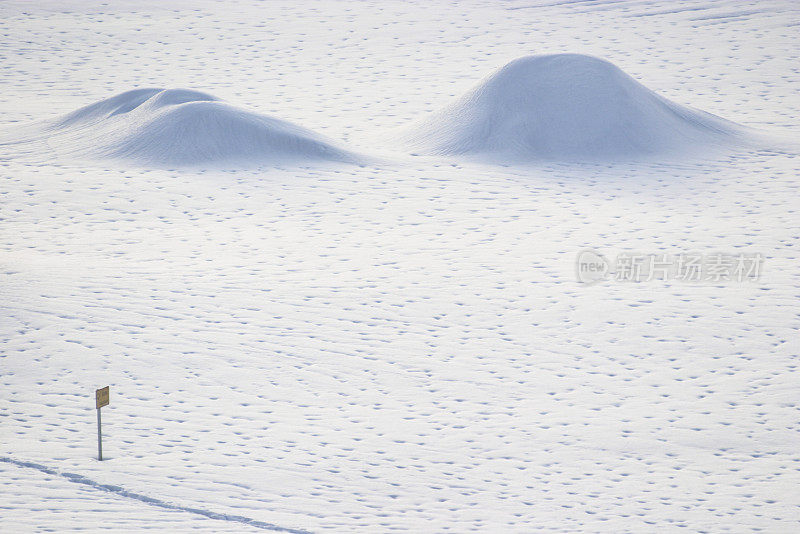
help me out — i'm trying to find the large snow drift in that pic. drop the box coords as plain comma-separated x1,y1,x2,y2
399,54,746,161
5,88,357,166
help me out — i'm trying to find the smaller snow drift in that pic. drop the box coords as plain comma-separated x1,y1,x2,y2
398,54,747,162
5,88,357,167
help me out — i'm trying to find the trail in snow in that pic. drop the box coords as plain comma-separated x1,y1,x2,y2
0,456,312,534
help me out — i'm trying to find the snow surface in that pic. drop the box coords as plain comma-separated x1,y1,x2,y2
2,88,358,167
2,0,800,533
398,53,750,162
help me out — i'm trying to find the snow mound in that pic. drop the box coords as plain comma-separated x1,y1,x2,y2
12,89,358,166
399,54,746,161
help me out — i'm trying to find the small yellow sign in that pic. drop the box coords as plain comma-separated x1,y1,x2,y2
96,386,109,409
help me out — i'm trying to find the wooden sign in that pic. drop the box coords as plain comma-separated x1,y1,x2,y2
95,386,110,461
96,386,109,409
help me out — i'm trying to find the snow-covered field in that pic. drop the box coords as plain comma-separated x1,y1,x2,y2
2,0,800,532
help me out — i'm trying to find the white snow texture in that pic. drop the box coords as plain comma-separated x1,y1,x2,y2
2,0,800,533
3,55,757,167
7,88,356,166
399,53,746,161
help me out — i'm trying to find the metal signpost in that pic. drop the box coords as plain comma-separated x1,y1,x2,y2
95,386,109,461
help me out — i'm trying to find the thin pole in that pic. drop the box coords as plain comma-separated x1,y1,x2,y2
97,407,103,461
